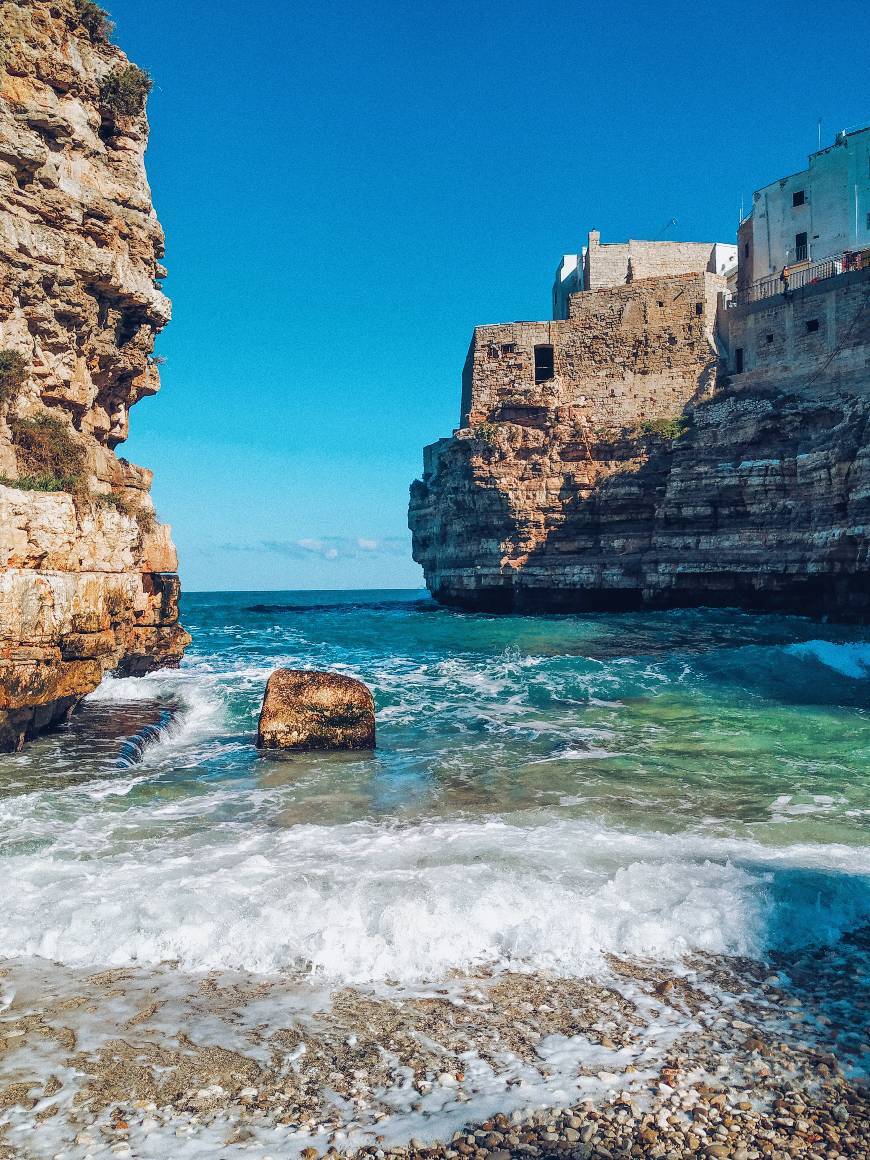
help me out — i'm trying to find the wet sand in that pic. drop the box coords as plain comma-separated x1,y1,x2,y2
1,937,867,1160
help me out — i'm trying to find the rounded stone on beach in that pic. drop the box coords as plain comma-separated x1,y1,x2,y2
256,668,375,751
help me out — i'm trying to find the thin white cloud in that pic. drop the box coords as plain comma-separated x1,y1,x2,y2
223,535,410,561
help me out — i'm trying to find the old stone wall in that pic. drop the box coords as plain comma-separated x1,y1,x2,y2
722,268,870,385
0,0,189,749
461,272,724,431
583,230,721,290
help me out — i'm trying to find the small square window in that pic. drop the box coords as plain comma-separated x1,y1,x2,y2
792,190,805,207
805,319,819,333
766,333,774,344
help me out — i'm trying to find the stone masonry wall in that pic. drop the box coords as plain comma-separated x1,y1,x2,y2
584,231,719,290
722,268,869,385
461,272,724,432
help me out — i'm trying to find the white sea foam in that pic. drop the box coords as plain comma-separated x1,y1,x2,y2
786,640,870,678
0,815,866,982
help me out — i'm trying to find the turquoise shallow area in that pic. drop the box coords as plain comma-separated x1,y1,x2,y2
0,590,868,984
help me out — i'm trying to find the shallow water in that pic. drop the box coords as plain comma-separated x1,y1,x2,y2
1,589,868,983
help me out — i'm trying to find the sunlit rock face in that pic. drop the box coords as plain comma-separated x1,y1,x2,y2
0,0,189,750
409,269,870,619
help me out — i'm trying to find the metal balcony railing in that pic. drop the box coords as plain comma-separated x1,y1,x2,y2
732,253,847,305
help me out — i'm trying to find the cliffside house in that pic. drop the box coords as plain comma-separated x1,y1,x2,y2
736,124,870,301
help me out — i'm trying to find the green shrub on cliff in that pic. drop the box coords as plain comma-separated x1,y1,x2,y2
636,416,690,441
98,490,157,536
9,414,87,497
73,0,114,41
0,350,27,405
472,422,498,444
99,64,152,119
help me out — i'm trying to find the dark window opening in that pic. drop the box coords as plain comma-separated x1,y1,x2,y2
792,190,805,207
501,342,517,355
805,318,819,333
744,242,749,257
795,231,808,262
695,302,704,316
735,348,744,373
766,333,774,344
534,344,555,383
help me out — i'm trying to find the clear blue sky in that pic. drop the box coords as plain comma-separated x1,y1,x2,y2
113,0,870,591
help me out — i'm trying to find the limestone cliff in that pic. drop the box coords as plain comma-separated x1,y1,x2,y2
0,0,189,750
409,268,870,619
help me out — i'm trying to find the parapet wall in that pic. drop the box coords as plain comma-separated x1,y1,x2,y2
584,232,721,290
461,271,725,430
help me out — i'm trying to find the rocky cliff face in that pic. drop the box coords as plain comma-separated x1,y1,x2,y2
409,269,870,620
0,0,189,750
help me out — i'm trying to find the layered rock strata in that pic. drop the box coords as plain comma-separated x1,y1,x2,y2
0,0,189,749
409,268,870,618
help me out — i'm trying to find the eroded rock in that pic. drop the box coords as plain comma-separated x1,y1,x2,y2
0,0,189,749
256,669,375,751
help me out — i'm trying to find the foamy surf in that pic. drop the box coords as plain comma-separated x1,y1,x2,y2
0,815,867,980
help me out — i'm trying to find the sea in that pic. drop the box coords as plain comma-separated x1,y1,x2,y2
1,589,869,1154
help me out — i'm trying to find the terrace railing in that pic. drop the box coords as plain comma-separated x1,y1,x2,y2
733,253,849,306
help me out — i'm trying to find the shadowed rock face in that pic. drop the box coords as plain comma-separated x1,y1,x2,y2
257,670,376,751
0,0,189,750
409,270,870,620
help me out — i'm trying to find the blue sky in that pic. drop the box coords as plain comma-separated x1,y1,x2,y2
113,0,870,591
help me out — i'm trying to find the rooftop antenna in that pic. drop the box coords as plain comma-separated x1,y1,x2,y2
656,217,677,240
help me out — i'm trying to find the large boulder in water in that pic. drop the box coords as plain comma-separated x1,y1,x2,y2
256,669,375,751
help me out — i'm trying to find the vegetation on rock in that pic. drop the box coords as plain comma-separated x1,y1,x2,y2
99,64,152,119
73,0,113,41
472,422,498,444
636,416,690,440
0,349,27,405
98,490,157,537
9,413,87,496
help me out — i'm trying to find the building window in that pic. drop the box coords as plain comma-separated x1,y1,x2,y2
744,242,749,257
866,211,870,230
805,319,819,333
735,348,744,373
695,302,704,316
792,190,805,207
501,342,517,355
795,232,808,261
766,333,774,344
534,344,555,383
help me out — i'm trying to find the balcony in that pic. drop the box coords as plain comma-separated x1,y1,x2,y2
730,252,854,306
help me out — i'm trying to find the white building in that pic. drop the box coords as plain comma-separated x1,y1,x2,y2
738,125,870,289
551,232,737,320
552,253,582,320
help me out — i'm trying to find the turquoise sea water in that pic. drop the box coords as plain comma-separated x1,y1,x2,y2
0,589,868,984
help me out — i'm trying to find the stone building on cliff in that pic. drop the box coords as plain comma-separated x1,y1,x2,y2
0,0,189,749
409,136,870,619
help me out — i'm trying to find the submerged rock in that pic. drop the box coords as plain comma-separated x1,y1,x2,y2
256,669,375,751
